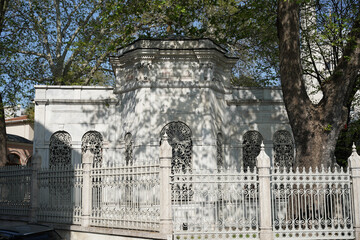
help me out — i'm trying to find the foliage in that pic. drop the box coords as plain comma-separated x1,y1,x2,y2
335,121,360,167
300,0,359,98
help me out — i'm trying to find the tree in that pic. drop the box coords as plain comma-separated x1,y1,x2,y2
0,0,8,166
277,0,360,168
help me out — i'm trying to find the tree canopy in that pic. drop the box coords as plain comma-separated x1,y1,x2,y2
1,0,359,167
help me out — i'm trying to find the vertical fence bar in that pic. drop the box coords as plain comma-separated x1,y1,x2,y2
257,142,273,240
81,150,93,227
159,133,172,239
349,143,360,240
30,150,41,223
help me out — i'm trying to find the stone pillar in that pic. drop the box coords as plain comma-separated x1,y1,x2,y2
29,149,41,223
81,150,93,227
257,142,273,240
159,133,173,239
349,143,360,240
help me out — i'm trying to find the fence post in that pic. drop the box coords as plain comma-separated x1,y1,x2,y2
257,142,273,240
29,149,41,223
159,133,173,239
349,143,360,240
81,150,93,227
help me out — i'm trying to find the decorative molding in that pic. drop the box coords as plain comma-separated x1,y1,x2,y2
226,99,285,106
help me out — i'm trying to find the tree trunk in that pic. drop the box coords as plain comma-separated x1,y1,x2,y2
0,93,7,166
277,0,359,169
292,116,344,169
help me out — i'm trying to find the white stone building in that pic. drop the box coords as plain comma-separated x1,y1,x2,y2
34,38,293,170
2,37,356,240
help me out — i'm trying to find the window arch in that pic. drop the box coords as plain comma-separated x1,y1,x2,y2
6,153,21,166
124,132,133,165
49,131,72,166
160,121,192,174
217,132,224,169
243,130,263,170
273,130,294,168
82,131,103,164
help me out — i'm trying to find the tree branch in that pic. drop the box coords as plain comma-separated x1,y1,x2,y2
62,0,104,60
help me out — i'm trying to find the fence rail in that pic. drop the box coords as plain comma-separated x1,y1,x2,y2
0,165,31,218
90,161,160,231
271,167,353,240
37,164,83,224
172,168,259,240
2,141,360,240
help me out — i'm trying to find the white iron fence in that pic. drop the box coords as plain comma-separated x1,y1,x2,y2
271,167,353,240
0,165,31,218
2,141,360,240
37,164,83,224
90,161,160,231
172,168,259,240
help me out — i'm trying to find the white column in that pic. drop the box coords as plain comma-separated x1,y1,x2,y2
257,142,273,240
81,150,93,227
349,143,360,240
159,133,173,239
29,149,41,223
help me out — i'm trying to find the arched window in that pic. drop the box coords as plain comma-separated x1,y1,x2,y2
6,153,21,166
82,131,103,164
273,130,294,168
217,132,224,169
243,131,263,170
124,133,133,165
160,121,192,174
49,131,72,166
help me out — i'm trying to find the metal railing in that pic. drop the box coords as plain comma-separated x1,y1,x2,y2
0,165,31,218
172,167,259,240
1,141,360,240
271,167,353,239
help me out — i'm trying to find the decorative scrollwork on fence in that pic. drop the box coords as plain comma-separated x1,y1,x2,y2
160,121,192,174
49,131,72,166
124,133,133,165
217,132,224,170
243,131,263,170
273,130,294,168
82,131,103,164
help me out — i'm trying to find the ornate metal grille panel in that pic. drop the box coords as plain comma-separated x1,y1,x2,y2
217,132,224,169
160,121,192,174
0,165,31,218
273,130,294,168
37,164,83,224
172,168,259,240
82,131,103,164
243,131,263,170
49,131,72,166
90,161,160,231
124,133,133,165
272,167,353,240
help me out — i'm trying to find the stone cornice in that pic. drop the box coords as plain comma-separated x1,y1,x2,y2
114,80,228,94
226,99,285,106
34,98,117,105
35,85,114,90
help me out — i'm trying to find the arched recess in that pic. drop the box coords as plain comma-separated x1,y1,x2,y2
49,131,72,166
6,153,21,165
160,121,192,174
82,131,103,164
124,132,133,165
273,130,294,168
243,130,263,170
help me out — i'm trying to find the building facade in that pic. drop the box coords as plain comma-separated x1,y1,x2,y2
34,38,293,170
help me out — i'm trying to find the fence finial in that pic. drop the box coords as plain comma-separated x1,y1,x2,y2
353,142,357,153
349,142,360,169
257,141,270,169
